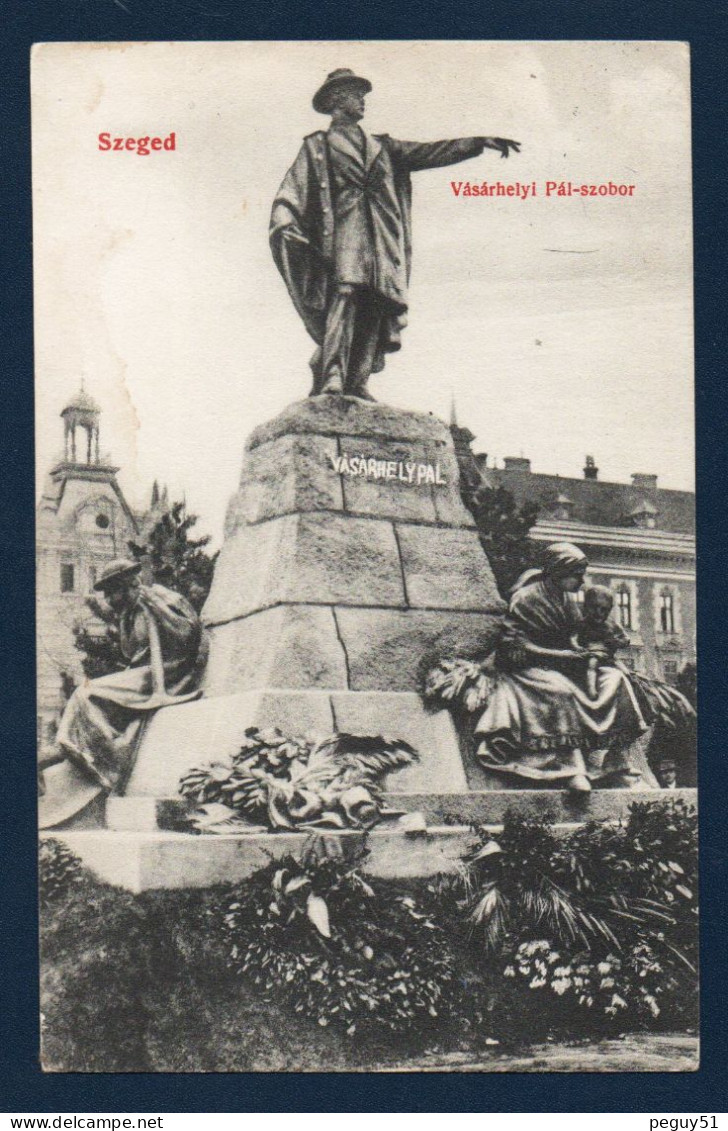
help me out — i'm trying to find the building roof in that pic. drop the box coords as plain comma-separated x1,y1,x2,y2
61,386,101,416
482,459,694,536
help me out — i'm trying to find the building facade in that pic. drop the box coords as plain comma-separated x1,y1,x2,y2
450,404,695,686
482,452,695,683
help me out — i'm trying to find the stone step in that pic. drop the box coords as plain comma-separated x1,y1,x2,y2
42,821,589,893
46,786,696,893
105,788,696,832
41,824,476,892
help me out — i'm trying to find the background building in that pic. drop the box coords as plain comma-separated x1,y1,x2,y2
451,407,695,684
476,447,695,683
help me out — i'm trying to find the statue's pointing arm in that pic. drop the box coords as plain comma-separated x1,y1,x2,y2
387,135,520,170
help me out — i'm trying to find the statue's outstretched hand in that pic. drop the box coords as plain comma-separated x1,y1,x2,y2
485,137,521,159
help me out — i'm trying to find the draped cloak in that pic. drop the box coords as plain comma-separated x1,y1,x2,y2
39,584,206,828
270,130,486,373
474,577,649,783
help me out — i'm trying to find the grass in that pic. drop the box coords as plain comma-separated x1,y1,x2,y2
40,876,475,1072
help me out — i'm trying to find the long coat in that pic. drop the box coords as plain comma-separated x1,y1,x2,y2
270,129,485,360
39,585,206,828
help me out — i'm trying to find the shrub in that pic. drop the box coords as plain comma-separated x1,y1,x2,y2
503,939,675,1026
451,801,698,1033
39,839,82,905
219,848,461,1037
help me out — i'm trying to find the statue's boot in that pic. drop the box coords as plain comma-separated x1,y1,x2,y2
604,769,643,790
320,372,344,395
567,774,592,793
566,748,592,793
346,379,376,402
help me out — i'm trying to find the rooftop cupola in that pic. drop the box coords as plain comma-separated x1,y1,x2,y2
61,382,101,465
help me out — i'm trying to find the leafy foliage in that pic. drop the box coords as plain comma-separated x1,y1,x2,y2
503,939,672,1022
179,727,418,833
39,800,698,1065
220,849,461,1037
460,482,539,597
627,670,695,732
39,839,83,906
128,501,216,613
73,500,216,678
424,657,498,714
675,661,697,708
448,800,698,1030
647,662,697,787
456,815,618,954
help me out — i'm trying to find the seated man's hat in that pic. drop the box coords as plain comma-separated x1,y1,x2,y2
94,558,142,592
313,68,372,113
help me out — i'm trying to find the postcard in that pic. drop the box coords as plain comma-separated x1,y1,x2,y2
33,40,697,1073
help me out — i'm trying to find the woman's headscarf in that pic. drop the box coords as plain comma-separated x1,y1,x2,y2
510,542,588,596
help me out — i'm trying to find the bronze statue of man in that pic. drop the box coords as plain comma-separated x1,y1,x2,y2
38,559,206,828
270,68,520,400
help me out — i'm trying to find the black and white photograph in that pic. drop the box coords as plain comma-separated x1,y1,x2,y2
33,40,697,1073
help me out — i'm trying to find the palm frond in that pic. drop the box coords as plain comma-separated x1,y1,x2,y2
188,802,265,834
424,659,496,713
227,769,272,818
179,761,234,803
302,733,418,786
520,878,614,949
468,881,510,950
627,672,696,730
629,897,679,923
577,908,619,947
658,938,698,975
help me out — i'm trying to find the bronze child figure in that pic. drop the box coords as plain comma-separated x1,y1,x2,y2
571,584,630,700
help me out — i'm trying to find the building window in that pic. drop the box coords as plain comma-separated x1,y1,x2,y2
96,513,110,529
660,590,675,633
60,563,75,593
616,586,632,630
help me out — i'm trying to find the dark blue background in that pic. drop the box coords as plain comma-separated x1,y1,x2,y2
2,0,726,1112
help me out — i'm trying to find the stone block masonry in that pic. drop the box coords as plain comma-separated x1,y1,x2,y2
201,397,505,697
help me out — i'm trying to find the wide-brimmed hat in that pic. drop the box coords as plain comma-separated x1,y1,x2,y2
313,68,372,114
93,557,141,592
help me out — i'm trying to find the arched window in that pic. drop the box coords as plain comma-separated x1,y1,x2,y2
616,585,632,630
660,590,675,634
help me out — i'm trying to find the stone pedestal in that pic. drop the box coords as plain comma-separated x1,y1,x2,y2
201,397,505,695
125,397,506,816
61,396,673,893
124,690,469,797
